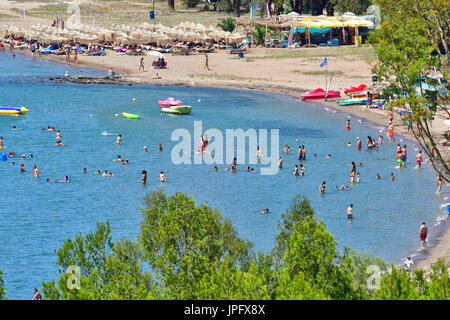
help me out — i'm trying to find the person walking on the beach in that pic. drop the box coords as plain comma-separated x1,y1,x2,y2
204,53,210,70
32,288,42,300
139,57,144,72
346,119,351,131
404,256,415,271
419,222,428,247
73,48,78,65
65,46,70,62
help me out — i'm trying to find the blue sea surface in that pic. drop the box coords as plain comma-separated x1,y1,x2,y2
0,53,446,299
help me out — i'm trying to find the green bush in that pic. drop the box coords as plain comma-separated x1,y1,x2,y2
182,0,201,9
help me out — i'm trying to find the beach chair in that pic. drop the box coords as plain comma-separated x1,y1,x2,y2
87,47,105,56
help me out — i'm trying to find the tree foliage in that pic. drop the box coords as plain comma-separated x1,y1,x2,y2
182,0,201,8
0,269,6,300
34,190,450,300
217,17,236,32
369,0,450,182
373,259,450,300
331,0,372,15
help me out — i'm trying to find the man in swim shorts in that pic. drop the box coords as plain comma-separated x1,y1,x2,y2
347,204,354,219
319,181,326,194
356,137,361,151
416,151,422,168
419,222,428,247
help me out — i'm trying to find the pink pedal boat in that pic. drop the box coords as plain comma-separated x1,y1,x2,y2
301,88,341,100
158,97,183,108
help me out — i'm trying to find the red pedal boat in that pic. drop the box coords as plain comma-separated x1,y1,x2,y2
301,88,341,100
344,84,367,94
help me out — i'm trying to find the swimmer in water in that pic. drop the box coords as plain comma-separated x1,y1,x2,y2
20,163,25,173
391,172,395,181
55,140,65,146
284,144,290,155
347,204,354,219
231,157,237,172
246,166,250,172
376,173,381,180
278,156,282,169
336,185,349,191
120,160,130,165
117,155,123,163
293,165,299,176
159,171,167,182
0,136,3,148
12,126,17,130
95,170,101,174
142,170,147,185
314,153,317,158
356,172,361,183
326,154,331,158
358,162,363,167
250,168,256,173
346,119,351,131
102,170,108,177
396,153,403,167
116,134,122,145
58,176,70,183
82,168,87,173
299,164,305,176
346,142,352,147
214,166,218,172
259,209,269,214
158,143,163,152
143,146,148,152
356,137,362,152
107,172,115,177
319,181,326,193
256,146,263,163
32,165,39,177
56,130,61,139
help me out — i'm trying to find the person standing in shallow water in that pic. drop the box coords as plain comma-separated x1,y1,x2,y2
116,134,122,145
347,204,354,219
346,119,351,131
419,222,428,247
141,170,147,185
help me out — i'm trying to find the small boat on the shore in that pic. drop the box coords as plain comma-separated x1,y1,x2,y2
0,105,28,115
349,92,380,99
301,88,341,100
122,112,140,119
161,105,192,114
344,84,367,94
159,97,183,108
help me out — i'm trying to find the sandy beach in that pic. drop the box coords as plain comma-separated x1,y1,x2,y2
10,40,450,270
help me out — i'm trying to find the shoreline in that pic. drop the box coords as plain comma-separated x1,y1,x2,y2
13,48,450,270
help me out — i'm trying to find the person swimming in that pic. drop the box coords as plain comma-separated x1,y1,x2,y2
391,172,395,181
347,204,354,219
319,181,326,193
299,164,305,176
56,130,61,139
293,165,299,176
250,168,256,173
143,146,148,152
116,134,122,145
82,168,87,173
159,171,167,182
142,170,147,185
346,142,352,147
278,156,282,169
117,155,123,163
326,154,332,158
376,173,381,180
55,140,65,146
158,143,163,152
214,166,218,172
259,208,269,214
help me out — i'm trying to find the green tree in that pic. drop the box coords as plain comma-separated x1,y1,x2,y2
369,0,450,182
0,269,6,300
42,222,153,299
373,259,450,300
217,17,236,32
331,0,372,15
139,190,253,299
182,0,201,8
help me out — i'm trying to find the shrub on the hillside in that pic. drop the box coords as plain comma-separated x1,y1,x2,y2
182,0,201,8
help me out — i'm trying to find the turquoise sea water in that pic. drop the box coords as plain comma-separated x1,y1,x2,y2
0,53,448,299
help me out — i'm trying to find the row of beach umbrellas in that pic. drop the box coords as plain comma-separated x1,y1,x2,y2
1,21,246,45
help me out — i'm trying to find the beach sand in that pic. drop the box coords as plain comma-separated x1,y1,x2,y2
15,43,450,270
